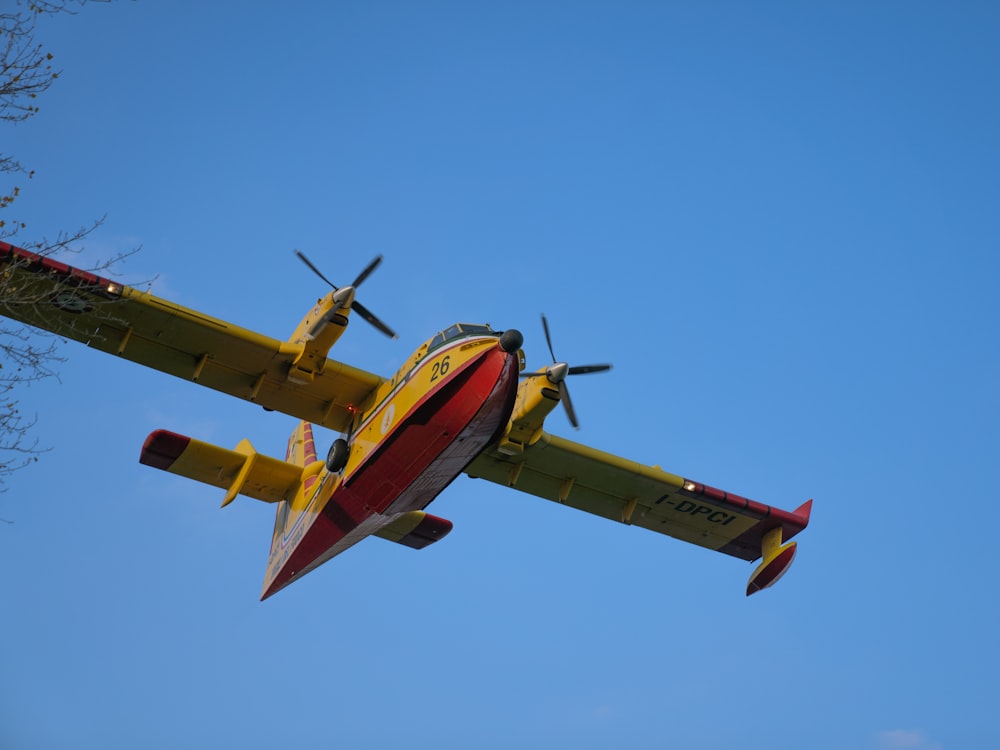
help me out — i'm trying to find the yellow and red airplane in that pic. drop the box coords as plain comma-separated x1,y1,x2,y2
0,240,811,599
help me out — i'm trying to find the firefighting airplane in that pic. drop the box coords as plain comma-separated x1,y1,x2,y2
0,240,811,599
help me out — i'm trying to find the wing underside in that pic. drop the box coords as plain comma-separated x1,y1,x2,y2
466,431,811,564
0,242,383,432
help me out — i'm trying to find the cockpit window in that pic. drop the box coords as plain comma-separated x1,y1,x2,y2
428,323,498,352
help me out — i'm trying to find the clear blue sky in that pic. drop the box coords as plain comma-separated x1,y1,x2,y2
2,2,997,748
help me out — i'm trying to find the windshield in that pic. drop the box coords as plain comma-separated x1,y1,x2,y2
428,323,497,351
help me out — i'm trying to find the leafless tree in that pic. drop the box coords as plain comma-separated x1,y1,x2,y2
1,0,122,487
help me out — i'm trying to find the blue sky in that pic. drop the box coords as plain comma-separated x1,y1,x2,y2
2,2,998,748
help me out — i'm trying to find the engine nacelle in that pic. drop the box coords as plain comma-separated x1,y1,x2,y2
286,291,350,383
494,372,561,455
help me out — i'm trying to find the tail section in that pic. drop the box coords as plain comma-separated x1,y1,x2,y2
284,420,319,467
139,421,455,600
139,422,330,598
264,422,326,591
268,419,321,557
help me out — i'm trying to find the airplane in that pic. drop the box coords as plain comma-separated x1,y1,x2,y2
0,240,811,599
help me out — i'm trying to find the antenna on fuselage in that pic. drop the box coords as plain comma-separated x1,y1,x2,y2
294,250,398,339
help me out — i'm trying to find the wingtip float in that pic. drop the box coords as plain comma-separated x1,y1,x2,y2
745,499,813,596
0,239,812,599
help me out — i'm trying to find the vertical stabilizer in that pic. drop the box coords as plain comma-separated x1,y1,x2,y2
263,422,323,596
285,420,318,467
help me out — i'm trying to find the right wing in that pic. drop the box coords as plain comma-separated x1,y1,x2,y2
1,241,383,432
466,429,811,593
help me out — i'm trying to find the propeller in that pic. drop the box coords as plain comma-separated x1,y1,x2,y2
524,314,612,429
295,250,398,339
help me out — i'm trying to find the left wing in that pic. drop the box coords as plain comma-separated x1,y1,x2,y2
0,241,383,432
466,430,811,594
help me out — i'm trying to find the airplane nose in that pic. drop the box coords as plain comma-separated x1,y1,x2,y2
499,329,523,353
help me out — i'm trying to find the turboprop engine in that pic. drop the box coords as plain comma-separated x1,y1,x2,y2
286,252,397,384
495,315,611,454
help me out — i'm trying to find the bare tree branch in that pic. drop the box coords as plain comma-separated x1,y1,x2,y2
1,1,125,489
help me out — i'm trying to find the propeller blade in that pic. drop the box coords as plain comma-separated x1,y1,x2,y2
295,250,339,290
534,313,611,428
352,299,398,340
567,364,612,375
541,314,557,363
296,250,397,339
351,255,383,289
559,381,579,430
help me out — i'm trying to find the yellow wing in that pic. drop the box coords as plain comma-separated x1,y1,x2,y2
466,430,811,565
1,242,383,432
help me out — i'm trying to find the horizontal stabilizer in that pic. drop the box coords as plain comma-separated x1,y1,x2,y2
140,429,315,505
375,511,453,549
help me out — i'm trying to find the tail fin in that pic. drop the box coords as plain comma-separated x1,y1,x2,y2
269,421,320,544
265,422,324,582
285,420,318,467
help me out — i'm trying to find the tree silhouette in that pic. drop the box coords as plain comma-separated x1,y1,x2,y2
1,1,126,485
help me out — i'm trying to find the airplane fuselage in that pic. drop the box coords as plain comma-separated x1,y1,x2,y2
261,326,522,598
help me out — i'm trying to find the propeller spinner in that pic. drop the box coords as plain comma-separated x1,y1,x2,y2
295,250,398,339
524,314,612,429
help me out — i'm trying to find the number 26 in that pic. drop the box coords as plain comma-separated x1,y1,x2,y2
430,355,451,382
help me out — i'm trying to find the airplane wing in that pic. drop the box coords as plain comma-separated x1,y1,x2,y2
0,241,383,432
466,430,812,593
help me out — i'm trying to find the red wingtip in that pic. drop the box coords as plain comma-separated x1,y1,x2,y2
793,498,814,523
